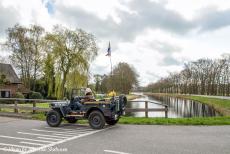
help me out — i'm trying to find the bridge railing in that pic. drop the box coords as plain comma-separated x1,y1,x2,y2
0,98,168,118
126,100,168,118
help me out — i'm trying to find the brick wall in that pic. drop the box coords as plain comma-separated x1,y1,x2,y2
0,84,20,97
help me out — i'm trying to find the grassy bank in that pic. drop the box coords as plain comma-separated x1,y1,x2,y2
126,94,141,100
118,117,230,125
146,93,230,116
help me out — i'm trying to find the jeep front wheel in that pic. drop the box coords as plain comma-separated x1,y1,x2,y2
88,111,105,129
106,119,119,125
46,110,62,127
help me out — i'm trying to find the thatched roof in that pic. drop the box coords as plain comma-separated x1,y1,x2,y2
0,63,21,84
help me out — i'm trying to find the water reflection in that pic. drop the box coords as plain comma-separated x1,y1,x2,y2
126,95,219,118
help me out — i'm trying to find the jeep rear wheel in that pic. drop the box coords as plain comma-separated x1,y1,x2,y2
106,119,119,125
46,110,62,127
88,111,105,129
66,117,78,123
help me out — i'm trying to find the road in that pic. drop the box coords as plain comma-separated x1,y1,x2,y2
0,117,229,154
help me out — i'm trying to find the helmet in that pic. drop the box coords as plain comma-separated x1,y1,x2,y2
85,88,92,95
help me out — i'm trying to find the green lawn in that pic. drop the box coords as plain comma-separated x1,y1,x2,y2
126,94,141,100
18,103,50,108
119,116,230,125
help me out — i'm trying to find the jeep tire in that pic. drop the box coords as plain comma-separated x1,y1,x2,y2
66,117,78,123
106,119,119,125
46,110,62,127
88,111,105,129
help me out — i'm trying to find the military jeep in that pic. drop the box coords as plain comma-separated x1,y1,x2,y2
46,89,127,129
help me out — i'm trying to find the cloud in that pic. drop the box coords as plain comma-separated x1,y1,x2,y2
149,41,182,54
36,0,230,42
160,56,181,66
196,6,230,32
146,40,182,66
1,0,230,86
0,3,18,35
52,0,195,43
54,4,118,39
120,0,194,35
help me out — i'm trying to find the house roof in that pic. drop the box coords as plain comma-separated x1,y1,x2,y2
0,63,21,84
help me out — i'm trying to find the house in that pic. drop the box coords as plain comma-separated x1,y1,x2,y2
0,63,23,98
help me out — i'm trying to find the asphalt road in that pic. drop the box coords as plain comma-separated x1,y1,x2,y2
0,117,230,154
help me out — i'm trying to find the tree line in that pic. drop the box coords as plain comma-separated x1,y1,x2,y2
94,62,139,94
2,24,98,99
145,54,230,96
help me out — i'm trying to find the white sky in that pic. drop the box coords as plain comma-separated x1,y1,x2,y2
0,0,230,86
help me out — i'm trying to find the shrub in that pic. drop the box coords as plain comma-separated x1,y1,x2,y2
46,96,57,100
29,91,43,99
14,92,25,98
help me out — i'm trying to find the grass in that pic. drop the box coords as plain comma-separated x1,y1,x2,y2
18,103,50,108
126,94,141,100
147,93,230,116
118,116,230,125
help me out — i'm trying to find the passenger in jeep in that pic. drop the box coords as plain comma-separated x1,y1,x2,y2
82,88,96,102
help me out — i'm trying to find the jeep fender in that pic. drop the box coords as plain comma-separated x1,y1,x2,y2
52,107,65,117
86,107,104,118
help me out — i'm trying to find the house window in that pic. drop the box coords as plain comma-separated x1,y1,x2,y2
0,91,10,98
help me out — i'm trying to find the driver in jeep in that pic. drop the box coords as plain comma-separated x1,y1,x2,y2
68,88,95,115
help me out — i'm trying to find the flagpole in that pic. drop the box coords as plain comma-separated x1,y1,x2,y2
106,41,114,93
110,55,113,76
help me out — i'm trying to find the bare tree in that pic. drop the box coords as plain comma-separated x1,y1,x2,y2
145,54,230,96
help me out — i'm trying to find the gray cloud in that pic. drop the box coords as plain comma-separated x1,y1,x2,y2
54,0,194,42
0,3,18,35
90,64,108,75
147,41,182,66
196,7,230,32
149,41,181,54
160,56,181,66
146,71,161,78
53,0,230,44
119,0,194,35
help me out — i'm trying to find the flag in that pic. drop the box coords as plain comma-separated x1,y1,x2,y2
106,42,111,56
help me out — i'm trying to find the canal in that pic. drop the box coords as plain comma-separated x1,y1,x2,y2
126,93,219,118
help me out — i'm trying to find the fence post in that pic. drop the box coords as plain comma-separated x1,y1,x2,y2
14,101,18,113
145,101,148,118
33,102,36,114
165,106,168,118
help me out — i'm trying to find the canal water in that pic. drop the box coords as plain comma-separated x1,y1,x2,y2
126,93,219,118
